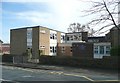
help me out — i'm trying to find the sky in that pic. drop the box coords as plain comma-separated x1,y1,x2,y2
1,0,119,43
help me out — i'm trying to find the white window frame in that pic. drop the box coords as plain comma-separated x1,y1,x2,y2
94,46,99,54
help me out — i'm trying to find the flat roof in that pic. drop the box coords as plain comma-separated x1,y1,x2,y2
88,36,105,39
10,25,65,33
66,32,87,34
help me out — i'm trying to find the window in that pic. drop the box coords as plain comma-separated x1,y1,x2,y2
55,47,56,53
94,46,98,54
70,36,73,40
67,37,69,41
70,47,72,52
106,46,110,54
53,34,55,39
50,33,57,40
52,46,54,53
63,35,65,40
50,34,53,39
50,47,52,52
50,46,56,53
61,47,65,53
55,34,57,39
99,46,104,54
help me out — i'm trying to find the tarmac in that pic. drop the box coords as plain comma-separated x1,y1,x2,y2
1,62,118,75
1,62,119,83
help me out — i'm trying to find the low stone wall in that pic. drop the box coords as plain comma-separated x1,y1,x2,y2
13,55,28,63
39,56,119,70
2,54,13,62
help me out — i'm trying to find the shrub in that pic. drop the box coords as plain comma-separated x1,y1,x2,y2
110,46,120,56
2,54,13,62
39,55,119,69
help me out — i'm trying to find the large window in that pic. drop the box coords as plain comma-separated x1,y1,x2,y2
50,46,56,53
94,46,99,54
106,46,110,54
50,33,57,40
99,46,104,54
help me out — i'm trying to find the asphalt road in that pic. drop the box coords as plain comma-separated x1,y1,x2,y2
1,65,119,83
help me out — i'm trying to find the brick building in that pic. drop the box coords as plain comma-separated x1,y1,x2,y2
10,26,65,62
0,40,3,54
10,25,119,62
2,43,10,54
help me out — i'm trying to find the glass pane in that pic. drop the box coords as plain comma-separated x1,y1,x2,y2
94,46,98,54
106,46,110,54
99,46,104,54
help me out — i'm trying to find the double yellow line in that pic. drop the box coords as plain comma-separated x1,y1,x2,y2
50,71,119,82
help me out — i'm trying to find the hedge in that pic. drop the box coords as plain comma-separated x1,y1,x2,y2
39,55,119,70
110,46,120,56
2,54,13,62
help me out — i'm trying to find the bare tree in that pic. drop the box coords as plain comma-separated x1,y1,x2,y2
67,23,95,36
83,0,120,33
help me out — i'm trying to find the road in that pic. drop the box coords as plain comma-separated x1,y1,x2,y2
1,65,119,83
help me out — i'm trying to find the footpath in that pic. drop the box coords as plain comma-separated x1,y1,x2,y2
1,62,118,75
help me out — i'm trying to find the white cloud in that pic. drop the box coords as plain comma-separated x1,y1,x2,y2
17,11,54,23
2,0,54,2
6,0,94,32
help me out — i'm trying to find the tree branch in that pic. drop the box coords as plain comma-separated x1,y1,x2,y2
103,0,119,30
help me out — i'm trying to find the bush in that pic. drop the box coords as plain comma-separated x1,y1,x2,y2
110,46,120,56
39,55,119,69
2,54,13,62
39,56,95,67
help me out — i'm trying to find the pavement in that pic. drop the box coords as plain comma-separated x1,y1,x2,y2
1,62,119,75
1,62,120,83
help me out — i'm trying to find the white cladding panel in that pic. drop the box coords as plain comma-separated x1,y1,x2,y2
49,30,57,55
27,28,32,48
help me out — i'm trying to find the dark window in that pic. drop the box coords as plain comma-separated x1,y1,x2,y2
52,46,54,53
50,34,53,39
50,47,52,52
99,46,104,54
70,47,72,52
67,37,69,41
94,46,98,54
106,46,110,54
55,47,56,53
52,34,54,39
63,36,65,40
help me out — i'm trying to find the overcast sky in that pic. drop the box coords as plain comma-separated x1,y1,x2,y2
1,0,118,43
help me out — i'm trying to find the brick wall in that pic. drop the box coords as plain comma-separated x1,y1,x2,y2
72,43,93,58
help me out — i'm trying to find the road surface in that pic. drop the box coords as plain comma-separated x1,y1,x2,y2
1,65,119,83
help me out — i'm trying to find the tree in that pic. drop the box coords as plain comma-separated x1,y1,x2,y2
67,23,95,36
83,0,120,34
110,46,120,56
